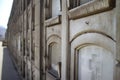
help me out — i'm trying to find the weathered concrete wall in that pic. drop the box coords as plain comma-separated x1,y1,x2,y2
46,23,61,80
6,0,120,80
70,10,116,41
69,0,117,80
116,0,120,80
47,24,61,39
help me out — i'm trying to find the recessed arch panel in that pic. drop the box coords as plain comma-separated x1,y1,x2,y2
70,33,116,80
76,45,114,80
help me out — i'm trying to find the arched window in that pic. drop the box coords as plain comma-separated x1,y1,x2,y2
75,45,114,80
48,42,61,78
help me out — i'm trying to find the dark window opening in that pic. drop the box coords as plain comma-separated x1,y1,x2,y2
32,6,35,31
69,0,92,9
31,39,35,60
27,0,31,6
23,61,25,78
45,0,62,20
23,39,25,56
26,39,30,57
23,0,26,11
26,13,29,31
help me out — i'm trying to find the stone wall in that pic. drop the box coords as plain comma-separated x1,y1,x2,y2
6,0,120,80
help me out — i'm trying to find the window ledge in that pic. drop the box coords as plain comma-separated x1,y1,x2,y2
45,15,61,27
69,0,115,20
47,69,60,80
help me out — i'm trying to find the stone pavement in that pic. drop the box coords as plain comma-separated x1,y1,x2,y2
0,42,21,80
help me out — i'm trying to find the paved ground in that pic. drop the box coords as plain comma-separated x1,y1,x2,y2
0,42,21,80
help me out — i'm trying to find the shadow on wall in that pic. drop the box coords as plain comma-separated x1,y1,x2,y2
1,48,21,80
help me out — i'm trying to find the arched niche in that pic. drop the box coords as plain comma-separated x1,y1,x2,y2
70,33,116,80
75,45,114,80
46,35,61,78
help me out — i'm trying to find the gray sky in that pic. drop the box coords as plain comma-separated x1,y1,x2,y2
0,0,13,28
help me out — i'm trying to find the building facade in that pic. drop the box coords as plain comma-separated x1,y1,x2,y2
7,0,120,80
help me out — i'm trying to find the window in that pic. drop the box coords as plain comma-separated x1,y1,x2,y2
45,0,62,19
69,0,115,19
26,12,29,31
23,61,25,78
23,0,26,11
26,39,30,57
32,70,35,80
69,0,92,9
23,0,31,11
75,46,114,80
31,38,35,60
48,42,61,78
27,69,30,80
27,0,31,6
23,39,25,56
32,6,35,30
31,43,35,60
